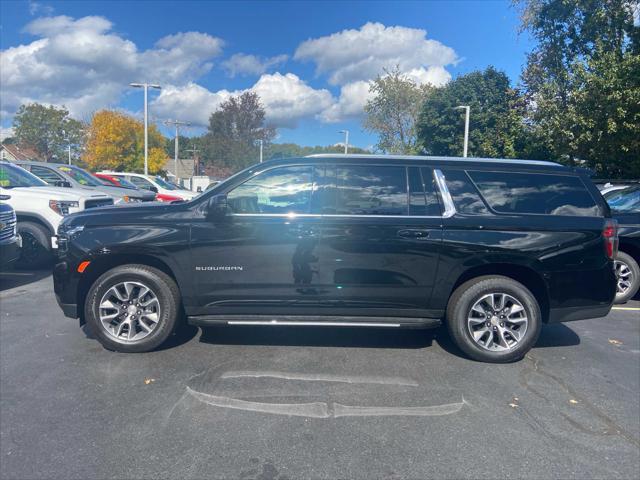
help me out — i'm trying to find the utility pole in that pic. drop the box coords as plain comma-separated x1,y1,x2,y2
339,130,349,154
130,82,161,175
164,119,191,182
68,145,71,165
258,139,263,163
455,105,470,158
187,147,200,176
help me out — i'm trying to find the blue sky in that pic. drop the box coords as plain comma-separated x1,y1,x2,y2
1,0,533,149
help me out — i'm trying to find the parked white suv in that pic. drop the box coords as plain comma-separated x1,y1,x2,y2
98,171,199,201
0,162,114,268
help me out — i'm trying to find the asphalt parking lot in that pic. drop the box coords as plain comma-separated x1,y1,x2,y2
0,270,639,480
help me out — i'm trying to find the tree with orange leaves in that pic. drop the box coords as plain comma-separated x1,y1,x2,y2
83,110,167,173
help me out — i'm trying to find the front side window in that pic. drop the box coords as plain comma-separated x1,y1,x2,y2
128,176,154,190
227,165,313,214
333,165,407,216
469,171,599,216
30,165,65,185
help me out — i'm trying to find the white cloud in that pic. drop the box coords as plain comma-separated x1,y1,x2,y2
151,73,334,129
0,15,223,120
222,53,288,77
152,83,235,126
320,80,372,123
251,73,334,128
294,22,457,85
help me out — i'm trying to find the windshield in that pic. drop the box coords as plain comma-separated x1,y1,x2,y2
58,165,103,187
153,176,177,190
113,177,138,189
0,163,48,188
605,187,640,212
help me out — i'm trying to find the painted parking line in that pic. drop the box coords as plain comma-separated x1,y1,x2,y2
611,307,640,311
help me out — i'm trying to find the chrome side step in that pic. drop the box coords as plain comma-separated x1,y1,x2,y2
227,320,400,327
188,315,441,329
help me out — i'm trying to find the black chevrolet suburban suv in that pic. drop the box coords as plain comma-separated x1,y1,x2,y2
53,155,617,362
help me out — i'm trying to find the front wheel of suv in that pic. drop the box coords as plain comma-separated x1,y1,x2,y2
446,275,542,363
84,264,181,353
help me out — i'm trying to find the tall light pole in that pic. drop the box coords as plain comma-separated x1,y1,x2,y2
164,119,191,182
339,130,349,154
258,139,263,163
68,145,72,165
130,82,161,175
455,105,470,158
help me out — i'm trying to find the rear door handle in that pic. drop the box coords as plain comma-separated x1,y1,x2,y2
398,229,430,239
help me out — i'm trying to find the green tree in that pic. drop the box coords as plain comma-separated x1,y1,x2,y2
417,67,535,158
516,0,639,175
364,67,432,154
12,103,85,162
202,92,276,170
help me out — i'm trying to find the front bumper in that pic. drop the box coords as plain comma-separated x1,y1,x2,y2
53,260,80,319
0,235,22,269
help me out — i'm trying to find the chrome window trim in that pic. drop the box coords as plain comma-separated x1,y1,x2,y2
305,153,562,167
432,169,456,218
226,163,454,220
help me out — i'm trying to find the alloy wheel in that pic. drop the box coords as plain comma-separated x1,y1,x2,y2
467,292,529,352
615,260,634,295
98,281,161,342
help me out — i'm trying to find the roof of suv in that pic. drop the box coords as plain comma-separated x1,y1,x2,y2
236,154,570,174
302,154,565,168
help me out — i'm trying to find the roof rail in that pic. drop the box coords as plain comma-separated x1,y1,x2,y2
304,153,562,167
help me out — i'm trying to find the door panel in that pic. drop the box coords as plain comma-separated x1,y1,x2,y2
317,165,443,314
190,164,329,314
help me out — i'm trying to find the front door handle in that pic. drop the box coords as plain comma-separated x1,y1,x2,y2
398,229,430,239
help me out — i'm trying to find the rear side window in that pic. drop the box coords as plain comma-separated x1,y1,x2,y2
441,169,489,215
334,165,407,215
409,167,441,216
468,171,599,216
128,176,154,190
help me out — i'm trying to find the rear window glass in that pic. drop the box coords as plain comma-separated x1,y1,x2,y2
441,169,489,215
468,171,599,216
409,167,441,216
334,165,407,216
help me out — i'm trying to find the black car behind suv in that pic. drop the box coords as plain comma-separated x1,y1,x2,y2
53,155,617,362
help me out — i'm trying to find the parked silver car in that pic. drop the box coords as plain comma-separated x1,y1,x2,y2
14,161,156,203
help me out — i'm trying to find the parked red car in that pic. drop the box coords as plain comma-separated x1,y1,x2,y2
94,173,183,202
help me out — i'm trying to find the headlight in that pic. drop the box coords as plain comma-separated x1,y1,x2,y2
122,195,142,203
49,200,79,216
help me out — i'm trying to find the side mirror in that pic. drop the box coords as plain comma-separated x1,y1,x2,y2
206,194,229,221
149,186,158,193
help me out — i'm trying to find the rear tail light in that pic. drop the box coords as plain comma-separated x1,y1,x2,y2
602,219,618,260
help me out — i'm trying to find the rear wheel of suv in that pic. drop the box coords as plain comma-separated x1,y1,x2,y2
446,275,542,363
614,251,640,304
84,265,181,353
16,221,52,269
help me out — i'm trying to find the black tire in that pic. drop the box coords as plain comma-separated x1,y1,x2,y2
614,251,640,304
446,275,542,363
84,264,181,353
16,221,52,269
